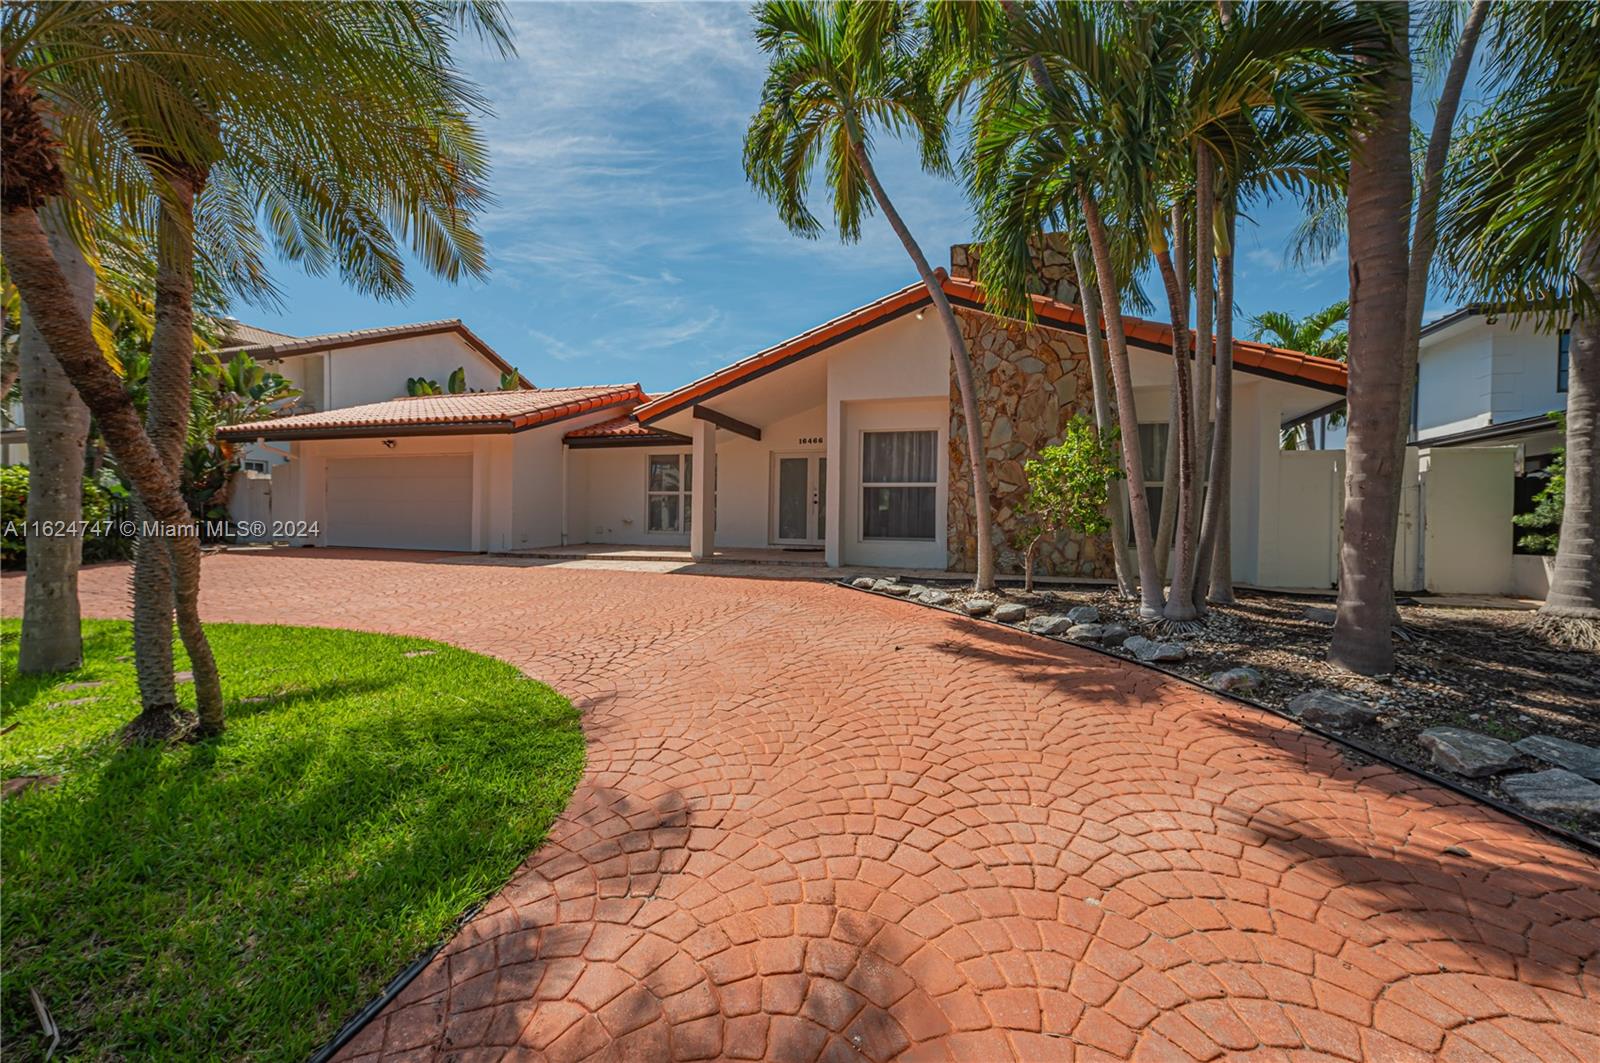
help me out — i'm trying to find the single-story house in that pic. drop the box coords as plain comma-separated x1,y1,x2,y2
220,244,1350,588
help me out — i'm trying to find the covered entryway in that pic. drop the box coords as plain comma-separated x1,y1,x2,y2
324,455,472,551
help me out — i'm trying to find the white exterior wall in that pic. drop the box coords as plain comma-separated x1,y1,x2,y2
824,313,950,568
320,334,504,409
566,447,688,546
1416,327,1494,440
1486,319,1567,426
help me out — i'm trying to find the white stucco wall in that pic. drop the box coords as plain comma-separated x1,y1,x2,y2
825,313,951,568
322,333,505,408
1487,319,1567,425
1416,327,1495,440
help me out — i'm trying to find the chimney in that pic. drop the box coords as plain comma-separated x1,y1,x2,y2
949,232,1079,305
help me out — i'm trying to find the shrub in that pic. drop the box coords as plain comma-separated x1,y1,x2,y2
1,466,116,568
1016,414,1125,590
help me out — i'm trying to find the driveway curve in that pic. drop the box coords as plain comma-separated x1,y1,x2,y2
36,550,1600,1061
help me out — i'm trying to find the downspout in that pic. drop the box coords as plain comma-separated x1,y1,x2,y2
560,442,569,546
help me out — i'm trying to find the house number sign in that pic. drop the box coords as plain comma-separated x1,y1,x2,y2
798,436,823,445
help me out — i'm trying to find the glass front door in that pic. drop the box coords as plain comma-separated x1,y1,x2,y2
772,453,825,545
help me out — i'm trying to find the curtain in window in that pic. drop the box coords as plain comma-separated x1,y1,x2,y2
862,430,936,540
863,430,937,484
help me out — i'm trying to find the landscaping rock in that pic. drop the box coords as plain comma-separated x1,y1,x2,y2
1302,606,1337,625
1514,734,1600,780
175,671,193,683
1067,605,1101,624
1067,624,1106,641
851,577,876,589
920,589,954,606
1285,689,1379,728
879,582,912,597
1098,624,1131,647
1417,727,1518,778
1027,615,1074,636
991,603,1027,623
1209,667,1263,693
1123,636,1186,662
962,598,994,617
1502,769,1600,816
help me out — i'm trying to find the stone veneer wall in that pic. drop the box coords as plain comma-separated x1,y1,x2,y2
945,306,1117,579
950,234,1080,306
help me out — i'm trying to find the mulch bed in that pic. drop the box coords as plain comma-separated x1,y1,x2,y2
875,579,1600,842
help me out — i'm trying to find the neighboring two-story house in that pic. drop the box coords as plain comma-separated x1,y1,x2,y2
1307,306,1569,598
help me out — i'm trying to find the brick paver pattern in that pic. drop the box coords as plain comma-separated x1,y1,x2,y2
33,551,1600,1061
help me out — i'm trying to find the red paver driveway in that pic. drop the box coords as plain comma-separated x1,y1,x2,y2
32,550,1600,1061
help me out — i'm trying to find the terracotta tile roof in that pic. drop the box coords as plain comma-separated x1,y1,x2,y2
218,384,644,441
635,275,1348,422
218,320,297,348
218,318,530,387
564,410,691,447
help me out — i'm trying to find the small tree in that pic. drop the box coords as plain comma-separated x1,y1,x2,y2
1016,414,1125,592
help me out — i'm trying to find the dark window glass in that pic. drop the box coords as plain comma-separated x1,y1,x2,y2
863,486,936,540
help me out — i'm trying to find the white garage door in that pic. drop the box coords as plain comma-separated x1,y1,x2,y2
325,455,473,551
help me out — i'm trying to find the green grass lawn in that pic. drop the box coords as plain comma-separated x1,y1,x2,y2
1,619,584,1060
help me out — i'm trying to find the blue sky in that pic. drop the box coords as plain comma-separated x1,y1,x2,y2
239,2,1435,393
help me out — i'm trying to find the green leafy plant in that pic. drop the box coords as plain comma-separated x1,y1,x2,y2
499,370,521,391
447,365,467,393
1017,415,1126,591
406,376,442,396
1,467,113,567
1514,413,1566,555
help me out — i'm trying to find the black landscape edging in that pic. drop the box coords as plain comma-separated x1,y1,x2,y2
838,579,1600,859
305,901,485,1063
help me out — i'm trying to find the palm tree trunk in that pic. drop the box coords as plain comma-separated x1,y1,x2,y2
1070,242,1137,597
17,207,92,674
2,205,224,736
1191,147,1215,601
1538,229,1600,642
1330,7,1412,675
156,169,224,735
129,169,208,733
1202,199,1237,602
1153,385,1180,578
1154,247,1199,622
1080,185,1164,616
849,137,996,590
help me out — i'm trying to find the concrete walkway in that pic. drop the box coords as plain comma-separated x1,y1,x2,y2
38,550,1600,1061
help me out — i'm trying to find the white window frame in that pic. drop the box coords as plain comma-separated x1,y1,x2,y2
242,458,271,474
1130,422,1169,541
645,452,692,534
859,429,938,543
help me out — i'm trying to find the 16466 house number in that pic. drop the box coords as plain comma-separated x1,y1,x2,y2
797,436,822,446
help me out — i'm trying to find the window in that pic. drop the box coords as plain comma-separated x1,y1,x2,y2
1558,330,1570,393
1131,422,1169,539
646,453,692,533
861,430,937,540
242,459,271,474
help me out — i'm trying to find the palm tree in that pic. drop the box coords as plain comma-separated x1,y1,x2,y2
14,206,92,674
743,0,998,591
1439,3,1600,649
1252,302,1348,449
3,2,508,735
970,1,1366,620
1251,302,1351,360
1330,0,1488,676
